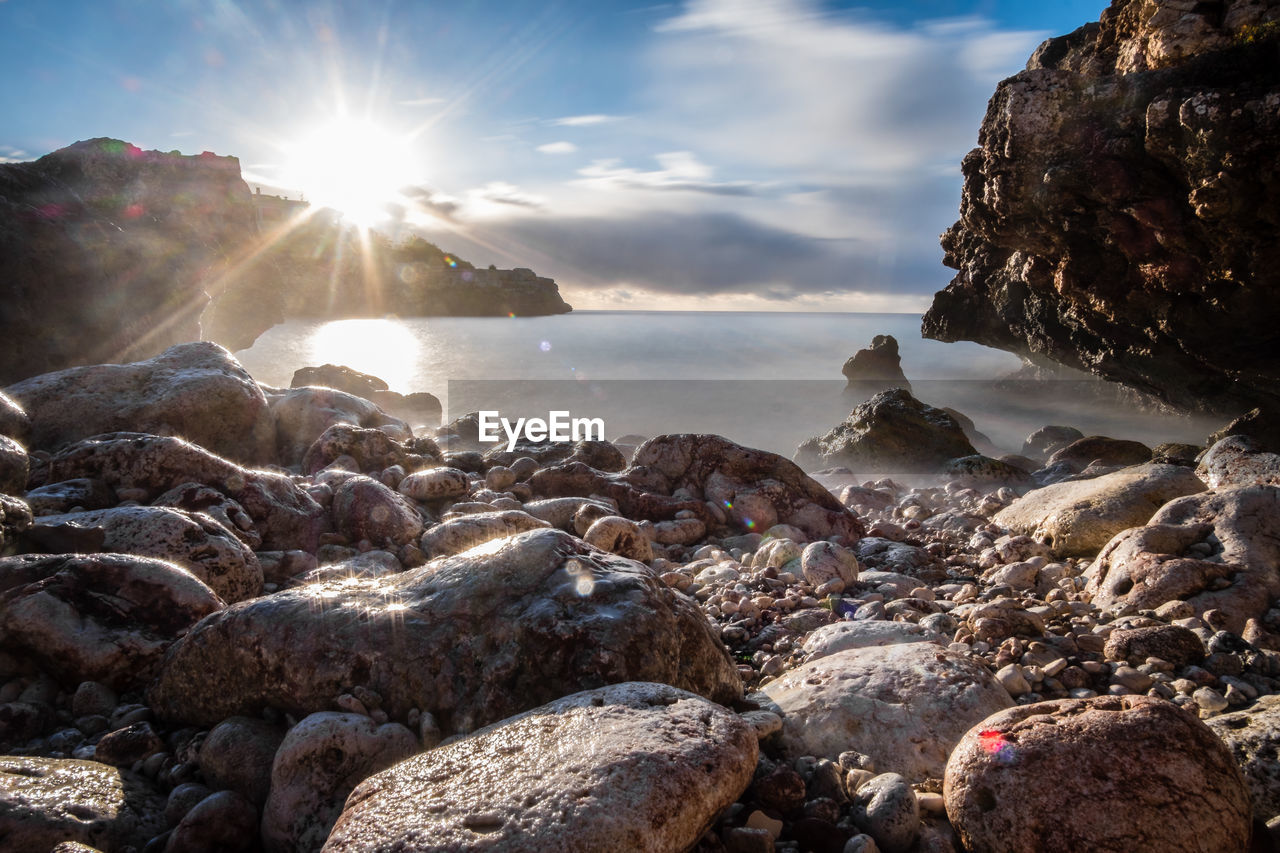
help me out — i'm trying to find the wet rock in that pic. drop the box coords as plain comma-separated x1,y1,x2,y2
302,423,438,477
23,478,116,516
1085,485,1280,633
1198,435,1280,490
802,622,944,660
272,387,410,468
152,482,261,549
798,389,976,475
1103,625,1205,668
1208,694,1280,823
292,364,388,399
944,696,1252,852
331,475,424,548
261,712,417,853
36,433,328,550
0,756,167,851
6,342,276,465
0,552,223,690
33,506,262,602
842,335,911,399
95,721,164,767
149,529,741,731
994,462,1205,557
0,435,27,496
199,715,286,807
0,390,30,444
323,682,757,853
762,643,1013,782
163,790,257,853
418,510,551,559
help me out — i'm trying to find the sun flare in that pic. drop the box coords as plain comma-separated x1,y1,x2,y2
282,117,418,227
307,319,421,390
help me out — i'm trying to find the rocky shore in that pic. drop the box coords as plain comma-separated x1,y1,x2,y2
1,341,1279,853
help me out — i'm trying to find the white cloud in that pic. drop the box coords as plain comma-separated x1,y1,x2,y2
0,145,29,164
576,151,757,196
550,114,624,127
468,181,544,210
536,141,578,155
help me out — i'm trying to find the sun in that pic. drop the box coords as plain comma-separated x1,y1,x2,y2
282,117,419,227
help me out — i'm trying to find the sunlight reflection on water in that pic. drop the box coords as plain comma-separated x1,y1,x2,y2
305,318,422,391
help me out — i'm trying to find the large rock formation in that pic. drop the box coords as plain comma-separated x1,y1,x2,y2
923,2,1280,415
0,139,279,383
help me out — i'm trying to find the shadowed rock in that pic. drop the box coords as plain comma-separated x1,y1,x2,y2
842,334,911,400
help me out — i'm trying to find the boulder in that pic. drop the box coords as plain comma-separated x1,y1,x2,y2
1046,436,1152,471
798,389,977,475
0,495,32,558
198,716,286,807
802,621,944,660
291,364,388,398
33,506,262,602
271,387,411,468
261,712,418,853
35,433,328,551
1021,425,1084,463
418,510,551,560
0,390,30,444
1102,624,1205,667
0,435,26,496
331,476,424,547
149,528,741,731
1198,435,1280,489
762,643,1013,782
0,756,167,851
302,423,438,477
842,335,911,399
534,433,862,542
163,790,258,853
994,462,1205,557
1208,694,1280,823
6,342,275,465
1085,485,1280,633
0,552,223,689
582,515,653,563
923,0,1280,415
323,682,757,853
24,478,116,516
940,455,1031,490
944,696,1252,852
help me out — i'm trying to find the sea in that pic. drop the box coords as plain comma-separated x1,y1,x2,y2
234,311,1218,462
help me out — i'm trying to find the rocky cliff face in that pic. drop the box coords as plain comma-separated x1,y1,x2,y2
923,1,1280,416
0,138,280,384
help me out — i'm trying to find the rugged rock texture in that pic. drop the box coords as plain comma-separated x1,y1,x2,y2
1209,693,1280,822
923,1,1280,415
323,683,757,853
7,341,276,465
842,335,911,399
944,696,1252,852
149,528,741,730
0,139,280,382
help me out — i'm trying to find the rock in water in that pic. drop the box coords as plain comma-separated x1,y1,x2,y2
0,756,168,851
922,1,1280,415
322,683,757,853
149,528,741,729
797,389,977,475
842,335,911,399
7,342,276,465
762,642,1013,782
291,364,389,398
944,696,1252,852
0,552,223,690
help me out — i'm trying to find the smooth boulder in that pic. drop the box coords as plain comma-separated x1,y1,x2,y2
323,682,757,853
762,643,1013,782
944,696,1251,852
149,528,741,730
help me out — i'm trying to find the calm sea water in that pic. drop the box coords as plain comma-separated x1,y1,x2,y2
235,311,1212,461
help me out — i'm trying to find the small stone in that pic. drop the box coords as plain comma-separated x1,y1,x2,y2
746,809,784,840
853,772,919,853
1193,686,1229,714
996,664,1031,697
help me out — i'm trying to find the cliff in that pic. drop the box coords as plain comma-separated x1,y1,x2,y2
0,138,281,384
922,1,1280,416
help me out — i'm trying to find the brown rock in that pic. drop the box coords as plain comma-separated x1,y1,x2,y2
94,721,165,767
199,715,286,807
322,682,757,853
149,528,741,730
271,387,410,468
1103,624,1205,667
331,475,424,547
163,790,258,853
1047,436,1152,470
0,435,27,497
301,422,440,477
0,390,31,444
944,696,1252,852
292,364,389,398
417,510,551,559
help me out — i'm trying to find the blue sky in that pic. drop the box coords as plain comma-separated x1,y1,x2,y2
0,0,1109,310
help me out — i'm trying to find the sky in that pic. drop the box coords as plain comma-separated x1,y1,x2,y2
0,0,1109,311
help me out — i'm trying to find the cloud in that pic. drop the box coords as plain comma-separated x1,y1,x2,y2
549,114,624,127
576,151,757,196
469,181,544,209
536,141,578,155
0,145,29,164
398,96,446,107
645,0,1045,176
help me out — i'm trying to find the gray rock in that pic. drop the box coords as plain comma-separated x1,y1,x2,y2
24,478,116,516
149,528,741,730
803,622,944,660
1198,435,1280,489
271,386,410,468
0,435,27,496
1208,694,1280,822
262,712,418,853
418,510,551,559
398,467,469,501
322,682,758,853
331,475,424,547
0,756,167,851
0,552,223,690
7,342,275,465
853,773,919,853
0,390,30,444
163,789,258,853
763,643,1013,782
34,506,262,602
199,716,286,807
